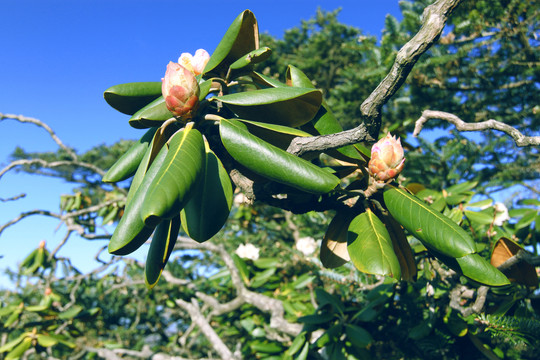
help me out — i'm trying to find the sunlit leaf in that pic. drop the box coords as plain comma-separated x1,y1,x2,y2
216,87,322,128
384,186,476,258
141,125,205,226
103,127,158,183
348,209,401,279
128,97,172,129
104,82,162,115
219,118,339,194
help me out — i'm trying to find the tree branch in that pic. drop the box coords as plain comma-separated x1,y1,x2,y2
413,110,540,147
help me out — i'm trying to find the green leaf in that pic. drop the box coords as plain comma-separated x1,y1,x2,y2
0,333,26,353
128,97,172,129
238,118,311,150
145,215,181,288
198,79,213,101
315,288,345,314
286,332,307,356
36,334,59,348
180,145,233,242
5,337,32,360
229,47,272,70
219,119,339,194
102,127,158,183
446,181,478,195
383,186,476,258
141,126,205,227
204,10,258,77
253,257,280,269
108,144,169,255
464,210,494,225
251,71,287,88
58,305,83,320
216,87,322,128
347,209,401,279
450,253,509,286
345,324,373,348
104,82,162,115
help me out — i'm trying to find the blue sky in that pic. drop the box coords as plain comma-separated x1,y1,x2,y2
0,0,403,283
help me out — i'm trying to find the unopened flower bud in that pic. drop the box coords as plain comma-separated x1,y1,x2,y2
368,133,405,182
162,62,200,119
179,49,210,76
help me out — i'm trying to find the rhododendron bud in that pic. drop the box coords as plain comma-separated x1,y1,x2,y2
179,49,210,76
368,133,405,181
162,62,200,119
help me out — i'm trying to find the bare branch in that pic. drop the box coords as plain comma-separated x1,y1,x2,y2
413,110,540,147
0,193,26,202
0,112,77,160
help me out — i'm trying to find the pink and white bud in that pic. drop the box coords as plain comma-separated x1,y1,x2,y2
162,62,200,119
368,133,405,182
179,49,210,76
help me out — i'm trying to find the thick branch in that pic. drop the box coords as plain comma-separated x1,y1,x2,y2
413,110,540,147
361,0,462,131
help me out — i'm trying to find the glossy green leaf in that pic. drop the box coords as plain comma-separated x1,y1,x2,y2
219,119,339,194
446,181,478,195
198,79,213,101
381,211,417,282
384,186,476,258
203,10,258,77
0,333,26,353
440,252,509,286
230,47,272,70
348,209,401,279
464,210,494,225
181,145,233,242
345,324,373,348
141,126,205,227
238,118,311,150
36,334,59,348
58,305,83,320
103,127,158,183
5,337,32,360
128,97,172,129
145,215,181,288
108,144,169,255
216,87,322,127
104,82,162,115
251,71,287,88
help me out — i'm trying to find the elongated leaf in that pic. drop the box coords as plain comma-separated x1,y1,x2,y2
345,324,373,348
464,210,494,225
219,119,339,194
384,186,476,258
252,71,287,88
320,210,354,268
141,126,205,226
108,145,169,255
381,211,417,281
456,254,509,286
181,145,233,242
0,333,26,353
58,305,83,320
129,97,172,129
5,337,32,360
216,87,322,127
36,334,59,348
238,118,311,150
145,215,181,288
204,10,258,77
491,237,538,287
103,127,158,183
348,209,401,279
104,82,162,115
230,47,272,70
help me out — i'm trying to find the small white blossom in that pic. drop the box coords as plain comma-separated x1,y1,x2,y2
233,193,249,207
493,202,510,226
296,236,318,256
235,243,260,261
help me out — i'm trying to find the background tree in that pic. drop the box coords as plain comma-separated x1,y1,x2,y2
1,0,539,359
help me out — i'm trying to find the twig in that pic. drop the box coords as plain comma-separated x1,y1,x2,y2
413,110,540,147
0,112,77,160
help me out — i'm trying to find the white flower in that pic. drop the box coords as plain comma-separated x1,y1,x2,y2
235,243,260,261
296,236,318,256
493,202,510,226
233,192,249,207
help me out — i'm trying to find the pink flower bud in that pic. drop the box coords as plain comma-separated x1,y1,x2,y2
368,133,405,181
162,62,200,119
178,49,210,76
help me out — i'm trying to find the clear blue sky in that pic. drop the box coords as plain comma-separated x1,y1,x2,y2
0,0,403,284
